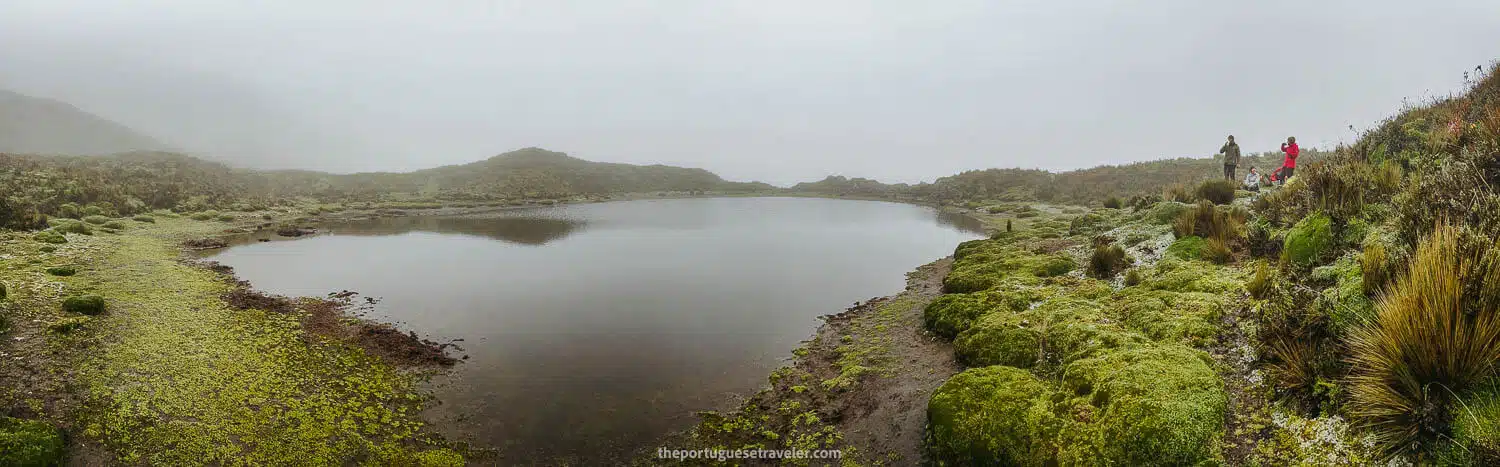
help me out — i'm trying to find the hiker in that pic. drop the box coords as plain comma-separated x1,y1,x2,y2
1218,135,1241,181
1242,166,1261,192
1277,136,1299,184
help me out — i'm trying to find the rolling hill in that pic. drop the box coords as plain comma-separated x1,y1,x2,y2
0,88,171,155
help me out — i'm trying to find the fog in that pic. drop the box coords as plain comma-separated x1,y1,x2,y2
3,1,1499,185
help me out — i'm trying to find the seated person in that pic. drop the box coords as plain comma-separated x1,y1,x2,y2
1243,166,1262,192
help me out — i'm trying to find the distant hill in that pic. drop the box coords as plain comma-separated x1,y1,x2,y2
0,148,777,228
0,88,171,155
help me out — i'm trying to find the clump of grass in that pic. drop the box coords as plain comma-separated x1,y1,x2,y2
45,266,77,277
1195,178,1237,205
1203,237,1232,264
38,246,56,253
1164,183,1192,203
61,295,106,315
1347,224,1500,456
189,210,220,221
133,215,155,223
1103,196,1123,209
216,213,236,221
1123,269,1143,286
0,281,7,300
1361,241,1391,295
1246,262,1274,299
102,220,126,230
82,215,110,225
1089,244,1129,278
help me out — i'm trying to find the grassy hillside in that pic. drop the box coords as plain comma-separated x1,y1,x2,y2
787,150,1325,207
0,148,776,230
0,88,170,155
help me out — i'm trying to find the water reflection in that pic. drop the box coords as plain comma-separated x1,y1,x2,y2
321,214,588,246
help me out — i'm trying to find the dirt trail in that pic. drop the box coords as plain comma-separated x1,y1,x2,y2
805,257,961,463
1209,287,1271,465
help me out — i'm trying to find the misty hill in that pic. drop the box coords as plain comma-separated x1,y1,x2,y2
0,88,170,155
0,148,776,228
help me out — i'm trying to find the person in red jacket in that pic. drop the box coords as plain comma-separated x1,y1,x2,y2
1277,136,1299,184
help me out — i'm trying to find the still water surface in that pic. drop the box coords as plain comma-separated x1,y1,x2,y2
205,197,985,462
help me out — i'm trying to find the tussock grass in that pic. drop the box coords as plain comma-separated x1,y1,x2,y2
1195,179,1236,205
1347,224,1500,456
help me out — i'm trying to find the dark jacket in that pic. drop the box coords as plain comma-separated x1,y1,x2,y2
1220,142,1242,166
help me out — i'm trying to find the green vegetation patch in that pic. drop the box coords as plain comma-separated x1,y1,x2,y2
943,239,1075,293
45,266,77,277
48,316,91,334
1283,212,1333,267
33,231,67,244
927,366,1061,466
1165,236,1207,260
61,295,105,315
69,232,455,465
1439,388,1500,465
82,215,111,225
0,416,67,467
133,215,156,223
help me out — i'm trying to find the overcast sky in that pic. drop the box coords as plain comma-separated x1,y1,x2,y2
2,1,1498,185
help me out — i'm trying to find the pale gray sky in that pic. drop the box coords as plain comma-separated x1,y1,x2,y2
2,1,1498,185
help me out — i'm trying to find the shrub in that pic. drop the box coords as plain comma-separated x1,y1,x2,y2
133,215,155,223
1347,224,1500,456
189,211,219,221
55,203,80,219
45,266,76,277
0,281,6,300
47,316,89,334
80,205,105,217
1006,219,1013,232
216,213,236,221
1246,262,1273,299
82,215,110,225
0,416,66,466
33,232,66,244
62,295,106,315
1194,178,1237,205
1123,269,1143,286
38,246,56,253
1282,213,1334,267
1103,196,1123,209
1089,244,1128,278
102,221,126,230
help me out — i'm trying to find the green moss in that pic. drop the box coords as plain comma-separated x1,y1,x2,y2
412,448,466,467
46,266,77,277
1439,388,1500,465
188,210,219,221
1143,257,1244,294
33,231,67,244
102,221,127,230
61,295,105,315
216,214,236,222
1109,289,1224,346
1058,345,1227,465
0,416,66,467
1165,236,1207,260
943,240,1073,293
133,215,156,223
1068,212,1109,236
923,286,1044,339
82,215,111,225
927,366,1062,466
1283,212,1334,267
954,309,1045,368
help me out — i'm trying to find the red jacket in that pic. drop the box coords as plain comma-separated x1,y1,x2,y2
1282,143,1300,168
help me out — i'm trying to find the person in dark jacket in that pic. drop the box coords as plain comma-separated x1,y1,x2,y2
1219,135,1242,181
